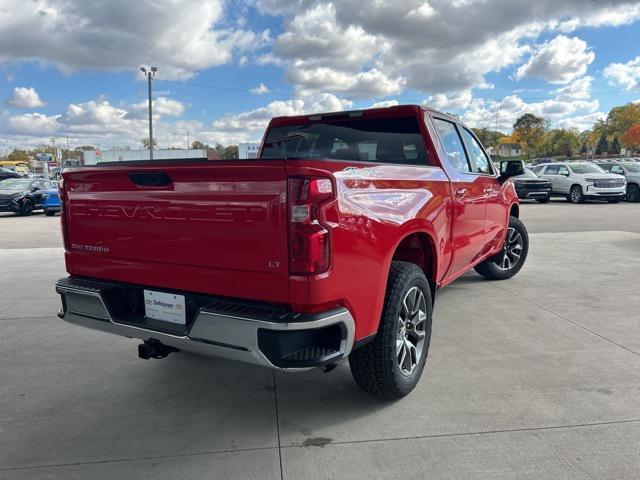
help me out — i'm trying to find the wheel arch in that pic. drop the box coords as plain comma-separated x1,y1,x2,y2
509,203,519,218
390,231,438,305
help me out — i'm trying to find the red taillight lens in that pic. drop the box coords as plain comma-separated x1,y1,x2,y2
58,177,70,251
288,178,333,275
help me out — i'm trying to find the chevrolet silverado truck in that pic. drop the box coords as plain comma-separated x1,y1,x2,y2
55,105,529,399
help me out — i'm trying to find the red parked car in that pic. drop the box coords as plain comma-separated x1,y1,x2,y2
55,105,528,399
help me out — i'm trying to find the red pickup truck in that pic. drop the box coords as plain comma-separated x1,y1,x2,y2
56,105,528,399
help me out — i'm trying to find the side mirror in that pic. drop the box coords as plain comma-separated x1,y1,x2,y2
499,160,525,184
562,171,570,177
31,186,39,192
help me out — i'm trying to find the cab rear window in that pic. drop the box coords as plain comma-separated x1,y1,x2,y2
262,117,430,166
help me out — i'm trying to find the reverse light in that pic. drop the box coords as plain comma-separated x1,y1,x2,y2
288,178,334,275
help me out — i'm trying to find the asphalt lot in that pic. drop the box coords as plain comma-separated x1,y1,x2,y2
1,200,639,479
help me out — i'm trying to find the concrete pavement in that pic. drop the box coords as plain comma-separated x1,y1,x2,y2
1,202,639,479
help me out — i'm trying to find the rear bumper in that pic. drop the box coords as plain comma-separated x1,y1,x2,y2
55,276,355,371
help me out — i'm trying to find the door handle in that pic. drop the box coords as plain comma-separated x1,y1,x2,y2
455,188,467,198
484,186,494,194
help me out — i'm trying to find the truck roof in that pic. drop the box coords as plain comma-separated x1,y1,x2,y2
269,104,458,127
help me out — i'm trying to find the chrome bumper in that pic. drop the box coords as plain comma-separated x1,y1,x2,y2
56,277,355,371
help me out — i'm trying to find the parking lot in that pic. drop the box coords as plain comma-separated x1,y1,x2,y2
1,200,640,479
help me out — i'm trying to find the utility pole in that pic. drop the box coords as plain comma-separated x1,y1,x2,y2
140,66,157,160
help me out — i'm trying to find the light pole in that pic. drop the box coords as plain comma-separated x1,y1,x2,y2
140,66,157,160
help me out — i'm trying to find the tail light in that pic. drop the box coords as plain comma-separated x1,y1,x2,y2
288,177,334,275
58,177,70,251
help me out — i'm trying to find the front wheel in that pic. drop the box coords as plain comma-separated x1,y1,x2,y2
474,216,529,280
349,261,432,400
570,185,585,204
19,199,34,216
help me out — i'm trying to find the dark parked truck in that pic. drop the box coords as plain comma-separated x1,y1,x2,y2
56,105,529,399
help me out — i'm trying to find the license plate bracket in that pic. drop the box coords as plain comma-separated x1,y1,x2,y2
143,290,186,325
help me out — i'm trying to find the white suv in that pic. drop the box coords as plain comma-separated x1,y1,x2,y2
535,162,626,203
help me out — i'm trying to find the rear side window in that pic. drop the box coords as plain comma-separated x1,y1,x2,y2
461,128,493,174
262,117,430,166
432,118,470,173
544,165,560,175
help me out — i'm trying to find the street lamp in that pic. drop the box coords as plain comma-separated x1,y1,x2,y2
140,66,157,160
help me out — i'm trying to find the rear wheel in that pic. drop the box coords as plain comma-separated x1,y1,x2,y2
474,216,529,281
627,183,640,203
349,261,432,400
19,199,34,216
570,185,585,204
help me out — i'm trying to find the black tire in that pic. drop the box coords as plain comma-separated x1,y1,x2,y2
569,185,585,204
627,183,640,203
19,199,34,216
349,261,432,400
44,210,55,216
535,196,550,203
607,198,620,203
474,216,529,281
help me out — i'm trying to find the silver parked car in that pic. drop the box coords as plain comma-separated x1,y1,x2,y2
597,161,640,203
536,162,626,203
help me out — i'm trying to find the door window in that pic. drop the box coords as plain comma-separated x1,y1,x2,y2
433,118,470,173
544,165,560,175
462,128,493,174
610,165,625,175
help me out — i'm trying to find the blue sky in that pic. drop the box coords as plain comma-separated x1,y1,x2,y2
1,0,639,151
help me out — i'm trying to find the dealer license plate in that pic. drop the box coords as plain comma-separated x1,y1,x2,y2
143,290,186,325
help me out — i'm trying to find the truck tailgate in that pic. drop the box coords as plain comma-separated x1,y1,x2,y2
63,161,290,301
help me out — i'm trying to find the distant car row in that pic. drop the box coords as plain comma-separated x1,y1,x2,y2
0,178,60,216
511,160,639,204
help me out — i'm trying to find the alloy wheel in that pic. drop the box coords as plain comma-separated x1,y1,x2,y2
396,286,427,376
496,227,523,271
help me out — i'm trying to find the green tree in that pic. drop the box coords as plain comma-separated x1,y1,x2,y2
7,149,29,163
472,128,504,152
191,140,207,149
513,113,547,158
75,145,97,151
595,133,609,155
142,138,158,149
610,136,621,154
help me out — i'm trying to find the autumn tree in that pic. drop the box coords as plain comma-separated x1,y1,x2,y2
513,113,547,158
621,124,640,153
6,149,30,163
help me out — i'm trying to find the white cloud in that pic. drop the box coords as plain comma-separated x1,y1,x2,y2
258,0,633,97
516,36,594,84
369,100,399,108
251,83,270,95
426,90,473,111
125,97,185,120
6,87,45,108
460,80,599,132
207,91,353,144
0,0,268,80
555,112,607,131
604,55,640,91
6,113,59,134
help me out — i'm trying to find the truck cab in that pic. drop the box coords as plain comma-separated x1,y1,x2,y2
55,105,527,399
